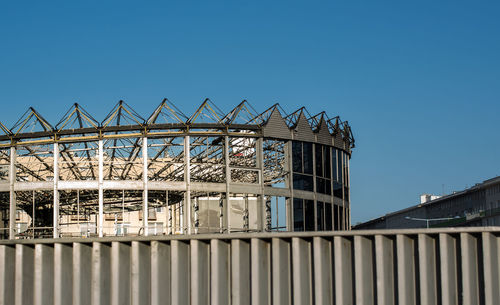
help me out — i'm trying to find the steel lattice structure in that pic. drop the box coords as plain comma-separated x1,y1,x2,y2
0,99,354,239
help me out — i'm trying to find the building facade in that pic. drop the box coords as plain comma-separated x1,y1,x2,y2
355,176,500,230
0,99,354,239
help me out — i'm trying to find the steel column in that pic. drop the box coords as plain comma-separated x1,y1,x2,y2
53,143,59,238
142,137,149,236
287,140,294,232
185,135,191,234
98,140,104,237
225,135,231,233
256,138,264,232
9,146,16,240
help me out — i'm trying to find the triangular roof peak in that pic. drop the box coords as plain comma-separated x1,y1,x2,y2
261,106,291,139
55,103,99,131
250,103,288,125
327,116,342,136
11,107,54,135
187,98,225,124
292,111,315,142
313,113,333,145
316,115,330,131
147,98,188,125
308,112,328,131
221,100,259,125
327,116,355,150
284,107,316,128
101,100,145,127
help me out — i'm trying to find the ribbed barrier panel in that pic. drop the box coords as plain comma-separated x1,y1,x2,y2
0,227,499,305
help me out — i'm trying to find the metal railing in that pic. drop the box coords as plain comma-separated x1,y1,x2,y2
0,227,499,305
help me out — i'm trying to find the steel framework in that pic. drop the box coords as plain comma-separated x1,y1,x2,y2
0,99,354,239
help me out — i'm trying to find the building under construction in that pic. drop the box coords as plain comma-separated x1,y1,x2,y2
0,99,354,239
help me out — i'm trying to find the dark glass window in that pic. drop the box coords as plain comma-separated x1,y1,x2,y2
317,177,325,194
325,202,332,230
334,205,339,230
324,146,331,179
317,201,324,231
293,173,303,190
344,153,349,187
305,200,315,231
344,187,349,202
332,148,338,181
303,175,314,191
315,145,323,177
303,142,313,174
293,174,313,192
293,198,304,231
315,144,332,195
337,151,343,184
292,141,302,172
292,141,314,192
316,177,331,195
333,182,343,199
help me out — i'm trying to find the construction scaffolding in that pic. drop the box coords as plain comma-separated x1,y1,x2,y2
0,99,354,239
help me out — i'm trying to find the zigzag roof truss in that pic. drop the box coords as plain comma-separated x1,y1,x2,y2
310,112,333,145
55,103,99,132
187,99,225,125
147,98,188,125
222,100,260,126
11,107,54,136
101,100,145,128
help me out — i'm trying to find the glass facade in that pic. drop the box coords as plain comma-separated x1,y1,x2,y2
292,141,314,192
293,198,315,231
315,144,331,195
291,141,350,231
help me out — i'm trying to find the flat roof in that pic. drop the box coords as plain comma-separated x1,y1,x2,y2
355,175,500,228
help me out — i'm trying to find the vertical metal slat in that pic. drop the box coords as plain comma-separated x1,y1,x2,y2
0,245,15,305
54,243,73,305
439,233,458,305
190,240,209,305
131,241,151,305
34,244,54,305
211,239,230,305
73,243,92,305
251,238,270,305
231,239,251,305
292,237,312,305
151,241,171,305
91,242,111,305
396,235,416,305
375,235,395,305
354,235,374,305
15,244,34,305
418,234,438,305
171,240,190,305
272,238,291,305
334,236,353,305
111,242,130,305
313,237,333,305
461,233,480,305
482,232,500,305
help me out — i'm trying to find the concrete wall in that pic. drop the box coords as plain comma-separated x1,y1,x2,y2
0,227,499,305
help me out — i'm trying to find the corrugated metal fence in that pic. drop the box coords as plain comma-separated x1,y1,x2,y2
0,227,499,305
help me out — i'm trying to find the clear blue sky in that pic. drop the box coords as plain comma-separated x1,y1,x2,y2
1,1,499,223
